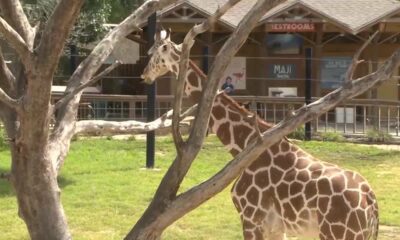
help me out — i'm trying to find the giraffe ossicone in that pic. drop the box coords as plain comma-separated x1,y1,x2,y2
141,29,379,240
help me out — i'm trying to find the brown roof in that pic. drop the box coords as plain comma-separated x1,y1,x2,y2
261,0,400,33
157,0,400,34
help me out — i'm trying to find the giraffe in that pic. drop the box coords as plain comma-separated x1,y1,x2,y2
141,30,379,240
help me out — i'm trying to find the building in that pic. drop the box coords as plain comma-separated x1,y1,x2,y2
136,0,400,102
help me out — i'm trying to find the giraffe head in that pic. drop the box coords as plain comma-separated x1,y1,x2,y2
141,29,182,84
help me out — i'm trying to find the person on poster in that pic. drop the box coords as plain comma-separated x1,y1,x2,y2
221,76,234,94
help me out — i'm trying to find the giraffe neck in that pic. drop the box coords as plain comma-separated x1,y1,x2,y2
181,60,206,103
183,61,274,155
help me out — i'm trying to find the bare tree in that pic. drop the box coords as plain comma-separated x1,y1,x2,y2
0,0,181,239
1,0,399,240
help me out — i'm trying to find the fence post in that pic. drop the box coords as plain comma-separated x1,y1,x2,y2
305,48,312,140
146,13,157,169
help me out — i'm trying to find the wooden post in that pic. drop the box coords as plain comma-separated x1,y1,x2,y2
146,13,157,169
314,23,323,97
261,30,268,96
305,47,312,140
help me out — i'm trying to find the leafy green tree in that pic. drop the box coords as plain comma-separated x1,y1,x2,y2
22,0,139,44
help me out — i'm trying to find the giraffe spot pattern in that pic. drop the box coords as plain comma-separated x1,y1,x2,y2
248,151,272,172
187,70,199,88
252,209,266,224
331,174,346,193
280,141,290,152
317,178,332,195
270,166,284,184
289,181,304,196
344,190,360,208
229,111,241,122
236,171,253,196
216,122,230,145
326,195,350,223
260,189,274,210
318,196,330,214
254,170,270,189
212,105,226,120
246,187,260,206
290,195,305,212
276,182,289,200
233,125,253,149
274,152,296,170
331,224,346,239
269,142,281,155
244,205,255,218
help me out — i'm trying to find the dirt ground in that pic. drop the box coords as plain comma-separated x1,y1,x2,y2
379,225,400,239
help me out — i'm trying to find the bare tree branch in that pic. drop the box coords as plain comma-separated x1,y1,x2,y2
0,48,15,93
49,0,180,173
54,61,121,110
74,104,197,135
345,31,379,81
0,0,35,46
187,0,285,150
172,0,242,153
0,87,20,110
0,17,32,61
36,0,84,75
250,113,263,141
126,0,286,238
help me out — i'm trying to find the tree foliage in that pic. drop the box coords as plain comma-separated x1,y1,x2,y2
22,0,140,44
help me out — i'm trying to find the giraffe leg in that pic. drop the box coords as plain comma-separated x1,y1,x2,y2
243,228,264,240
243,227,287,240
267,232,286,240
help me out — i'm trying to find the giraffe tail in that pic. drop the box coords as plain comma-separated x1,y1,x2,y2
371,217,379,240
369,209,379,240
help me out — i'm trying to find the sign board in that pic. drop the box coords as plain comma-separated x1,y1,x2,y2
268,87,298,97
220,57,246,91
268,64,297,80
336,107,354,124
320,57,352,89
270,23,315,32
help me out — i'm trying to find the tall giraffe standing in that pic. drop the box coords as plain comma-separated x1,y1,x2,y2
141,30,379,240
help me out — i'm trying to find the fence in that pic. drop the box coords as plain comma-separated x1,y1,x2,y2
61,94,400,136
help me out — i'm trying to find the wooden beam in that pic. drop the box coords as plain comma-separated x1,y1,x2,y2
126,34,147,44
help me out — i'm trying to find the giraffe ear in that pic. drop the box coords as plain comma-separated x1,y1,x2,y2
154,30,161,41
166,28,172,40
175,43,182,51
160,29,167,40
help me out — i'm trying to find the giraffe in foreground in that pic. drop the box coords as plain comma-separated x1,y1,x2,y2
141,30,379,240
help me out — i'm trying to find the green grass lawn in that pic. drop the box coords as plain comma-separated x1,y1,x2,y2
0,136,400,240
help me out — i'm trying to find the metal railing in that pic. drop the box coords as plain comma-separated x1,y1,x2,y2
234,96,400,136
58,94,400,136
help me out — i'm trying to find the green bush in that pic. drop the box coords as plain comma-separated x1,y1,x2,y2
366,129,393,143
287,126,306,140
320,132,345,142
0,127,8,150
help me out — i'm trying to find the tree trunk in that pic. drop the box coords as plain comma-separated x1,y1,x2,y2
11,144,71,240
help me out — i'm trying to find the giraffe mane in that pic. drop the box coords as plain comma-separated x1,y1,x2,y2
187,58,274,131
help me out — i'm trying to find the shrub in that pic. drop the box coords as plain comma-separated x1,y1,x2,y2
366,129,393,143
320,132,345,142
0,127,8,150
127,135,136,141
287,126,306,140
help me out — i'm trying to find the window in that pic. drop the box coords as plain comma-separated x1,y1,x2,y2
265,34,303,55
320,57,352,89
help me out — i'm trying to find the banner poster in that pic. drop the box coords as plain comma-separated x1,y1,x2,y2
320,57,352,89
220,57,246,92
268,63,297,80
